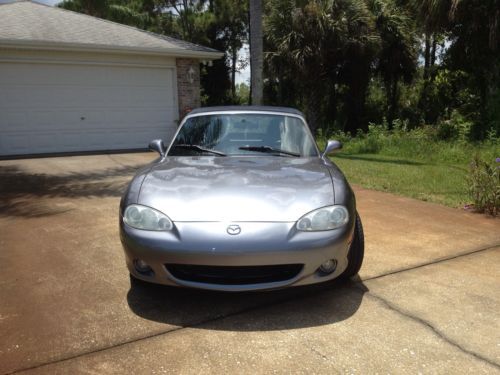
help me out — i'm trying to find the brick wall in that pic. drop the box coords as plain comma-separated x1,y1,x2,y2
176,58,200,120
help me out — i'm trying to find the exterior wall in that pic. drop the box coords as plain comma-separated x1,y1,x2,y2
176,58,200,120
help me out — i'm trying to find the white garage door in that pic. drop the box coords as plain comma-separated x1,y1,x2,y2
0,62,177,156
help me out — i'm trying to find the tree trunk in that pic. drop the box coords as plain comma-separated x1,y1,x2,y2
345,60,370,134
231,47,237,100
249,0,263,105
423,32,431,80
490,9,499,51
325,83,337,135
387,79,398,128
305,88,321,135
430,34,437,67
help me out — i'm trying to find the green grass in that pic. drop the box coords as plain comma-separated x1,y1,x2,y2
317,128,499,209
331,153,469,207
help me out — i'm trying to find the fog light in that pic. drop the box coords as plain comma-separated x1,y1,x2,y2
319,259,337,275
134,259,153,274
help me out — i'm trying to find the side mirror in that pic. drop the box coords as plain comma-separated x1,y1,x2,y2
149,139,166,157
322,140,342,158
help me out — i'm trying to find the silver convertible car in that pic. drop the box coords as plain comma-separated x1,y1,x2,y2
120,106,364,291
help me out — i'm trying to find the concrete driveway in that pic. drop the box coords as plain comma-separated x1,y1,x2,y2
0,153,499,374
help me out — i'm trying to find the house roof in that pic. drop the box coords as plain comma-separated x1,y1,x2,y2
0,0,223,59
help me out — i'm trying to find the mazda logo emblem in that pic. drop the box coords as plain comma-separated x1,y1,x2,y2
227,224,241,235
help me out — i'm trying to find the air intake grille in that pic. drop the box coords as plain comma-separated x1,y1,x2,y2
166,264,303,285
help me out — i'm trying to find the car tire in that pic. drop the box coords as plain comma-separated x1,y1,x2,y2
341,212,364,279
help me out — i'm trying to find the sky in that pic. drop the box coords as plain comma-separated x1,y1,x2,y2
236,46,250,85
13,0,251,85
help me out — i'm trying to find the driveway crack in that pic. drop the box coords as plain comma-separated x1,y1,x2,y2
361,243,500,283
361,287,500,370
309,346,329,361
7,243,500,374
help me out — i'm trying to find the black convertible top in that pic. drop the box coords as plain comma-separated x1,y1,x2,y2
188,106,305,117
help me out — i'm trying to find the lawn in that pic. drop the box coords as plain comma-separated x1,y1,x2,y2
331,153,469,208
318,129,499,210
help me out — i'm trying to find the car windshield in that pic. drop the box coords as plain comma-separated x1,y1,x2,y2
168,113,318,157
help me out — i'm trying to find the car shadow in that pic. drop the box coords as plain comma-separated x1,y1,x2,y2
126,278,367,331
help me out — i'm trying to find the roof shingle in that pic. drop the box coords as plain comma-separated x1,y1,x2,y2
0,0,222,58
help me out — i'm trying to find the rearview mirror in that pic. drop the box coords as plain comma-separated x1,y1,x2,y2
149,139,166,157
322,140,342,158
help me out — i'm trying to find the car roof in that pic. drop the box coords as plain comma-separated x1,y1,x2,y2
188,106,305,117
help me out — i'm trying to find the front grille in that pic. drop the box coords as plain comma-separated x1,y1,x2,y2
165,264,303,285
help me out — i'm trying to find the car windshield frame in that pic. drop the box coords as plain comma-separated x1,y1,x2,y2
166,110,320,158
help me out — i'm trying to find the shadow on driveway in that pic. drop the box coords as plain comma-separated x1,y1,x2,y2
335,154,426,166
0,164,141,218
127,278,367,331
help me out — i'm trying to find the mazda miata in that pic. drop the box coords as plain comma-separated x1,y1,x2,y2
119,106,364,291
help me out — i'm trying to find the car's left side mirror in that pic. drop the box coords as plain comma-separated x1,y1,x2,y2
149,139,166,157
322,140,342,158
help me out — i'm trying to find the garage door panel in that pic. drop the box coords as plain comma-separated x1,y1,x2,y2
2,109,86,130
2,108,177,131
0,62,177,156
35,132,62,151
0,64,175,86
0,86,172,109
0,133,30,154
1,111,28,129
113,128,170,148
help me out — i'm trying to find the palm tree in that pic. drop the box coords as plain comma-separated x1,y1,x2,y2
58,0,150,28
410,0,500,134
250,0,263,105
370,0,418,126
266,0,377,134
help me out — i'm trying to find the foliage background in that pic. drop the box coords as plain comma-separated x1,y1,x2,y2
59,0,500,141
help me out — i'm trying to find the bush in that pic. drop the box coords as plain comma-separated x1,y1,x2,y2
436,110,473,141
467,156,500,216
318,120,499,165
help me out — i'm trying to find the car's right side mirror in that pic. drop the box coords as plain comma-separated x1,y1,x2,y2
149,139,166,157
321,140,342,158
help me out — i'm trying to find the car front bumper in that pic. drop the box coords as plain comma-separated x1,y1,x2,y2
120,219,354,292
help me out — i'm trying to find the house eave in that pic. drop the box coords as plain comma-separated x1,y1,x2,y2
0,39,224,60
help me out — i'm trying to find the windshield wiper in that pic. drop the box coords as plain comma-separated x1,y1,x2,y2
172,144,226,156
238,146,300,157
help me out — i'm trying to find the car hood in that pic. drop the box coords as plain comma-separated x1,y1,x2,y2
138,156,334,222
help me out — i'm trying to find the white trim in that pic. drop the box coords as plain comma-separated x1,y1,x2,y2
0,39,224,60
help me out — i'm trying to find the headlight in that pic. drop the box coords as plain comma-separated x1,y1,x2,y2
123,204,173,231
296,205,349,231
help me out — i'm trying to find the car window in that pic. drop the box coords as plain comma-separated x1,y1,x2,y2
168,113,318,157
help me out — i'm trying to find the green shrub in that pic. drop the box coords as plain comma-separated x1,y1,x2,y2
467,156,500,216
436,110,473,141
318,121,499,165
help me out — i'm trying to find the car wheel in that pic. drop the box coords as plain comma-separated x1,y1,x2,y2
341,212,364,279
